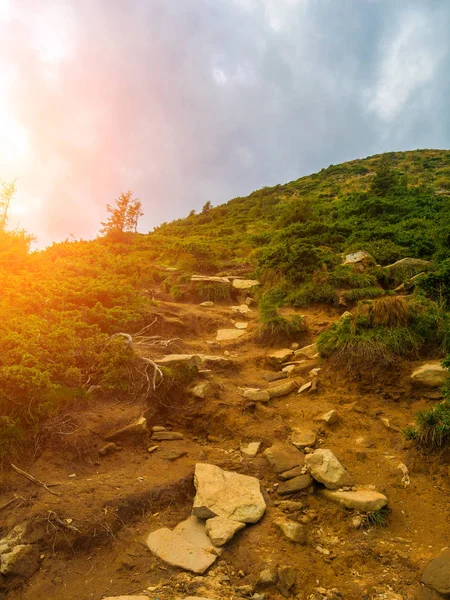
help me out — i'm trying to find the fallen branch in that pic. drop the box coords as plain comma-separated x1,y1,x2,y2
47,510,81,533
10,463,61,497
140,357,164,392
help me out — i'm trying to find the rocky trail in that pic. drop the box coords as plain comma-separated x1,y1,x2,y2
0,283,449,600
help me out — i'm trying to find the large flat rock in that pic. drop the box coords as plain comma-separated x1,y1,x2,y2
216,329,246,341
155,354,202,367
192,463,266,524
173,516,223,555
321,488,388,512
267,349,295,364
146,527,217,574
421,548,450,596
264,442,305,474
278,474,313,495
305,449,353,489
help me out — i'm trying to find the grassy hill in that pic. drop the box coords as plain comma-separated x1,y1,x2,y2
1,148,450,460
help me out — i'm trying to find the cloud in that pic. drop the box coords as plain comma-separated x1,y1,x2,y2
0,0,449,247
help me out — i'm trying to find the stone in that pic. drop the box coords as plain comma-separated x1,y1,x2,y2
232,279,261,290
274,500,303,513
278,566,297,596
305,449,353,489
267,349,294,364
257,565,279,587
421,548,450,595
155,354,202,367
411,362,449,387
216,329,246,341
279,466,305,481
263,443,305,474
278,474,313,495
192,463,266,523
173,516,223,555
191,381,216,399
267,380,297,398
263,372,288,382
316,410,339,425
104,417,147,442
160,449,187,461
321,488,388,512
294,343,319,359
199,355,234,368
309,367,321,377
152,425,166,432
243,389,270,403
291,342,299,350
275,519,305,544
191,275,230,285
103,597,149,600
99,442,120,456
291,429,317,449
231,304,252,315
282,364,295,374
343,251,372,264
184,597,214,600
240,442,261,457
151,431,183,441
298,381,312,393
199,301,214,307
355,437,374,448
0,544,39,578
235,321,248,330
205,516,246,546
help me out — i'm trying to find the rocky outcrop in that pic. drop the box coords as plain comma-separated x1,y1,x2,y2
421,548,450,596
305,449,353,489
192,463,266,524
320,488,388,512
411,362,449,387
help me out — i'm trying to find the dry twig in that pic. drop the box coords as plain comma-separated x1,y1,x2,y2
10,463,61,497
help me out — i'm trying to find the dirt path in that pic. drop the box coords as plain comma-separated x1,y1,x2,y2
1,299,449,600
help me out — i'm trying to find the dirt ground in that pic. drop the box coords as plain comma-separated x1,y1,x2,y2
0,297,448,600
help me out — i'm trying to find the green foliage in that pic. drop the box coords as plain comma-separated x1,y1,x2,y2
195,283,231,302
257,290,305,343
259,241,323,284
404,401,450,449
287,282,337,307
169,285,184,301
341,287,385,301
100,191,143,237
362,507,390,528
418,259,450,307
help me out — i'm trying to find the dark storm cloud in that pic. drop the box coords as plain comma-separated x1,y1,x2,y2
0,0,449,245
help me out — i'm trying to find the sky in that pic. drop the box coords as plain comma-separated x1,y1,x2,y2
0,0,449,247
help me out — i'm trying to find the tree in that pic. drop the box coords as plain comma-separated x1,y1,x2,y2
100,191,143,236
201,201,212,214
0,179,16,230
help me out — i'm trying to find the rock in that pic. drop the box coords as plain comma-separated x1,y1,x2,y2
282,365,295,374
263,443,305,474
0,523,27,555
291,429,317,449
243,389,271,403
411,362,449,387
355,437,374,448
147,445,158,453
257,564,279,587
232,279,261,290
278,474,313,495
275,519,305,543
205,516,246,546
421,548,450,595
291,342,299,350
160,449,187,461
278,466,305,480
199,301,214,307
191,381,217,399
275,500,303,513
263,372,288,382
267,349,295,364
0,544,39,578
267,380,297,398
99,442,120,456
294,343,319,359
184,597,214,600
192,463,266,523
339,311,352,321
173,516,223,554
305,449,353,489
309,367,321,377
231,304,252,315
321,488,388,512
278,566,296,596
199,355,234,368
191,275,230,285
103,597,149,600
240,442,261,457
384,257,433,272
343,251,372,265
155,354,202,368
151,431,183,441
105,417,147,442
152,425,166,432
316,410,339,425
298,381,312,393
216,329,246,341
235,321,248,330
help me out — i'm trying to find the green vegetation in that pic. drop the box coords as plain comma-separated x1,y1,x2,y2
362,507,390,528
256,290,305,343
404,401,450,449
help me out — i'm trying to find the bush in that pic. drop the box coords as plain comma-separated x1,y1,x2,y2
342,287,385,301
259,240,323,284
287,282,337,307
195,283,231,302
418,259,450,307
404,401,450,449
256,290,305,343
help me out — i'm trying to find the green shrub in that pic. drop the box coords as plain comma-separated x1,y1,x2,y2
418,259,450,307
195,283,231,302
257,289,305,343
341,287,385,301
404,401,450,448
287,282,337,307
169,285,184,301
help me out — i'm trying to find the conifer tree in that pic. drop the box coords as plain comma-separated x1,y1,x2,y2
100,191,143,235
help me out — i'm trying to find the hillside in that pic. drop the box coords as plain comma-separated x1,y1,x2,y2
0,149,450,600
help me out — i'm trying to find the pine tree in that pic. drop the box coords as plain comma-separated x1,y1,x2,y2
100,192,143,236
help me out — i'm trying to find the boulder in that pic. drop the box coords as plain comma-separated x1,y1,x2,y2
264,443,305,474
205,516,245,546
278,474,313,495
151,431,183,441
146,528,217,574
104,417,147,442
321,488,388,512
291,429,317,449
216,329,246,341
240,441,261,457
267,380,298,398
343,251,373,265
0,544,39,578
411,362,449,387
267,349,295,364
275,519,305,543
294,343,319,359
192,463,266,523
421,548,450,596
243,389,270,403
305,449,353,489
232,279,260,290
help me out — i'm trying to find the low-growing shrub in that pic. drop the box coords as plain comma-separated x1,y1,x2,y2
341,287,385,302
256,289,305,343
195,283,231,302
404,401,450,449
287,282,337,307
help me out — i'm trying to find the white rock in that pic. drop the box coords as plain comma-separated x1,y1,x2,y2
243,389,270,402
305,449,353,489
291,429,317,449
232,279,260,290
240,441,261,457
309,368,321,377
316,410,339,425
294,343,319,359
343,251,372,264
282,365,296,374
321,488,388,512
235,321,248,330
199,301,214,307
191,275,230,285
0,544,39,578
146,528,217,574
411,362,449,387
192,463,266,523
267,349,294,364
216,329,246,341
205,516,246,546
231,304,252,315
298,381,312,394
267,380,297,398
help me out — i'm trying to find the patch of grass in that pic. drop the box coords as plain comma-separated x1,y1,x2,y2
195,283,231,302
371,296,409,327
342,286,385,302
0,416,24,461
256,289,305,343
362,506,390,528
287,281,337,307
169,285,184,301
330,265,378,289
403,401,450,449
